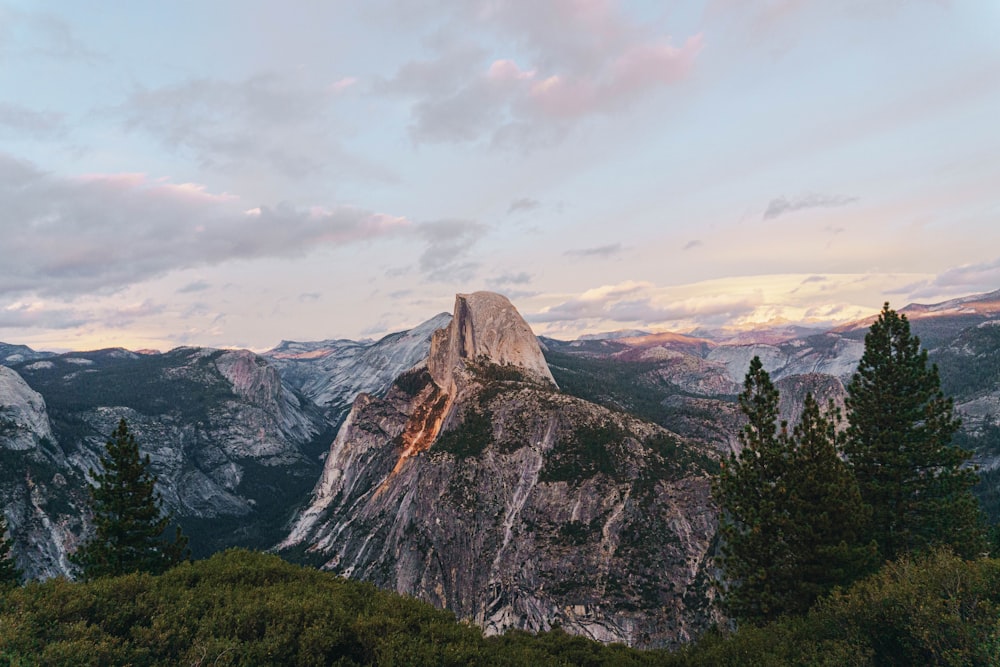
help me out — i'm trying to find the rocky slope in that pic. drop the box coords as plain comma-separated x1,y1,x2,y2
281,292,720,647
264,313,451,425
0,365,84,580
5,346,333,572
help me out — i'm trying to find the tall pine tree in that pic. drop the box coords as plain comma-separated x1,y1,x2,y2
714,356,794,624
844,303,984,561
716,359,874,624
780,393,876,613
72,418,189,580
0,516,20,586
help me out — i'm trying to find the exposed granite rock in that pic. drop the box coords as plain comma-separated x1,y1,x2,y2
265,313,451,425
0,366,54,451
282,293,719,647
429,292,556,395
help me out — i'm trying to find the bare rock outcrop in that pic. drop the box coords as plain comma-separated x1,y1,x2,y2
281,293,720,648
429,292,556,395
0,366,54,451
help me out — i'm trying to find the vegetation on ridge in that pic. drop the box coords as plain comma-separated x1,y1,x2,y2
0,548,998,666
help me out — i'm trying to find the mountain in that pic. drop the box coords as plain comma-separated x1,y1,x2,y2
0,314,463,578
0,365,82,579
4,346,334,574
835,289,1000,348
2,287,1000,647
264,312,451,425
280,292,720,647
0,342,54,366
543,289,1000,524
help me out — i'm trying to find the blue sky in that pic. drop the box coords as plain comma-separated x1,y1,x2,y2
1,0,999,351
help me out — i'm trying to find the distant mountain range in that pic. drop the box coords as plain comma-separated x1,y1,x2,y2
1,288,999,648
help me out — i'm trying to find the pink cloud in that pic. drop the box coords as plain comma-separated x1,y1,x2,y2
328,77,358,93
382,1,704,145
487,59,536,81
75,173,237,204
528,34,703,118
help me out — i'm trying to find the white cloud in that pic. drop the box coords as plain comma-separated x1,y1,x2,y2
118,74,394,183
0,154,412,298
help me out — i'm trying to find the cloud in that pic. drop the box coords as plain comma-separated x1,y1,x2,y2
328,77,358,93
528,280,758,326
0,7,100,62
118,74,393,183
0,302,89,329
487,271,532,288
763,193,859,220
377,1,702,147
0,153,412,298
177,280,211,294
683,239,703,250
565,243,623,259
416,219,488,281
103,300,166,328
507,197,541,214
0,103,66,139
900,257,1000,300
0,298,168,331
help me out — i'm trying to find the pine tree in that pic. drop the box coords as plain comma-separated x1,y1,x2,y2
72,418,189,580
780,393,876,613
716,359,875,623
845,303,985,561
0,516,20,586
714,356,794,624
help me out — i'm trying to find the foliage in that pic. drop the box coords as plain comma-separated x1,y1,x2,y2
0,549,668,666
392,367,432,397
715,358,873,624
544,350,692,427
432,408,494,459
3,547,997,666
538,421,629,484
673,550,1000,667
0,515,20,586
935,323,1000,402
778,394,877,614
72,419,189,580
14,349,236,424
844,304,985,561
713,356,794,623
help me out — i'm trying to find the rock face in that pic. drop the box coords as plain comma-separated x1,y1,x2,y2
705,335,865,384
265,313,451,425
7,347,332,564
427,292,556,395
281,293,719,647
0,365,83,580
0,366,54,451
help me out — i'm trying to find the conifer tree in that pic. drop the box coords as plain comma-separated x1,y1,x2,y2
714,356,794,624
716,360,875,623
72,418,189,580
0,516,20,586
845,303,985,561
780,393,876,613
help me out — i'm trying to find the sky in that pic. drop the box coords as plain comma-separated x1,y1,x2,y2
1,0,999,352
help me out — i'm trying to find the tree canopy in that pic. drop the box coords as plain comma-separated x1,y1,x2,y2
844,303,985,560
72,418,189,580
715,358,874,624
